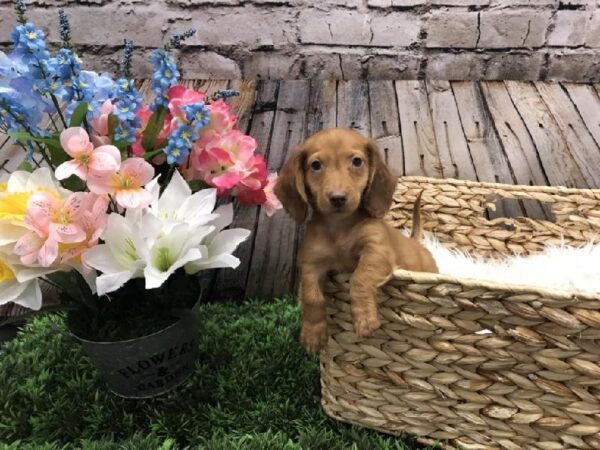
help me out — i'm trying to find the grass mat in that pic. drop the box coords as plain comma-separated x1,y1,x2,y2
0,298,432,449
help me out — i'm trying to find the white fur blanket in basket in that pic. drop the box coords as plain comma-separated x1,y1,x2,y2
420,234,600,296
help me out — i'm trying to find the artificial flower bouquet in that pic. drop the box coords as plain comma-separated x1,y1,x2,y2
0,0,281,350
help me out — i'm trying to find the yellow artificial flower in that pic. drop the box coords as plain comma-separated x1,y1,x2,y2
0,191,32,223
0,260,16,283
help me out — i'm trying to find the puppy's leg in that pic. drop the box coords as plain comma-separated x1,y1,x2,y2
299,266,328,353
350,249,392,337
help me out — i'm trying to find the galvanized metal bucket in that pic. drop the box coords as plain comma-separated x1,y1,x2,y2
71,307,200,399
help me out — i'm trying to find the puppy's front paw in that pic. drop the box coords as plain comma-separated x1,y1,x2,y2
353,313,381,337
300,321,328,353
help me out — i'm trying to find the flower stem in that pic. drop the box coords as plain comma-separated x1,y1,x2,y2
50,94,67,129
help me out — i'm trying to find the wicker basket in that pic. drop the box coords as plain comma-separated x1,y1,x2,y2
320,176,600,450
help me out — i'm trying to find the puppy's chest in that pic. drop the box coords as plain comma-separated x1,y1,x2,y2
317,235,360,272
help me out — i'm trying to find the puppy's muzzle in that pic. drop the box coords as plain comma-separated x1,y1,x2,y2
328,193,347,209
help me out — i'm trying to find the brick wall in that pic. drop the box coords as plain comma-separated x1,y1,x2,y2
1,0,599,80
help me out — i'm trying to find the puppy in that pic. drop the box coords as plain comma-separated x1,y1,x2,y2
275,128,438,353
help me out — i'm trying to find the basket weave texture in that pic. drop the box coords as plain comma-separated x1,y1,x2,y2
320,176,600,450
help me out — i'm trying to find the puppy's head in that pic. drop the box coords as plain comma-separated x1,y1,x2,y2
275,128,396,223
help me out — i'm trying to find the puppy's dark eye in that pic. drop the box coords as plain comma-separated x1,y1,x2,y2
351,157,363,168
310,160,322,172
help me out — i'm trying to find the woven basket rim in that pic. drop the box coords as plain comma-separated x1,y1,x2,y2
398,175,600,196
392,268,599,301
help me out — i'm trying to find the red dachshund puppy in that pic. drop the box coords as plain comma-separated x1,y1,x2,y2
275,128,438,353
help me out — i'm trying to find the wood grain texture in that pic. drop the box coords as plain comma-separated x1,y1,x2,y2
368,80,403,176
451,81,523,218
211,81,278,301
563,83,600,150
3,80,600,317
480,81,549,219
535,82,600,188
505,81,587,189
426,80,477,181
245,80,310,299
394,81,442,178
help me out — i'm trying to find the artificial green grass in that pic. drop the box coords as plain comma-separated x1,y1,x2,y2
0,298,433,449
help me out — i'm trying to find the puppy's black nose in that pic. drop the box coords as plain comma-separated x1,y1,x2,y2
329,193,347,209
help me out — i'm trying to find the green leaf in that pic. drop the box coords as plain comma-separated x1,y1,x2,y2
62,175,86,192
8,132,57,146
45,138,69,167
188,179,209,192
69,102,89,127
16,160,33,172
108,114,119,140
141,106,167,152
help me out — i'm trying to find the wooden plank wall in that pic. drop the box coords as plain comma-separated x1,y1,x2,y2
2,81,600,312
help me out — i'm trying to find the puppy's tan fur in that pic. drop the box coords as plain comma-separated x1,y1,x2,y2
275,128,438,353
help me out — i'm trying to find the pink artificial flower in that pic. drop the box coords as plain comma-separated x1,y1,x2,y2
262,172,282,216
61,194,109,271
87,158,154,210
167,85,206,120
14,191,90,267
232,155,269,205
191,130,258,193
56,127,121,181
90,100,114,146
195,99,237,148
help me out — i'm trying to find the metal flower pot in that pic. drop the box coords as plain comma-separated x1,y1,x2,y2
70,308,200,399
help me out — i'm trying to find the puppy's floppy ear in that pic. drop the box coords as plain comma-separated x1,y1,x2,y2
275,146,309,224
362,140,397,218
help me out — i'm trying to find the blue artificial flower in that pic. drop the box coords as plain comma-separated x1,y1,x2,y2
114,119,139,144
168,29,196,50
0,93,44,136
58,9,72,49
111,77,142,140
182,101,210,130
51,48,79,81
211,89,240,101
15,0,27,25
150,49,179,108
121,39,134,79
163,124,197,165
10,23,49,63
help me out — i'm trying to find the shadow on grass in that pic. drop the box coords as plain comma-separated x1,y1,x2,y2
0,298,435,450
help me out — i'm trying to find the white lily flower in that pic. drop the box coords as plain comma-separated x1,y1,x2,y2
85,171,251,295
185,203,251,273
83,211,153,296
144,223,213,289
145,171,219,234
0,256,42,310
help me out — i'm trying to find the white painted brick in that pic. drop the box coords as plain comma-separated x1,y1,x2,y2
299,10,419,47
432,0,490,5
367,0,427,6
363,53,420,78
371,14,421,46
426,52,488,79
189,7,294,49
426,11,479,48
367,0,392,7
547,50,600,81
490,0,557,5
585,12,600,47
242,52,301,78
479,10,552,48
179,51,241,78
548,11,589,47
391,0,427,5
300,52,363,79
485,52,544,79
